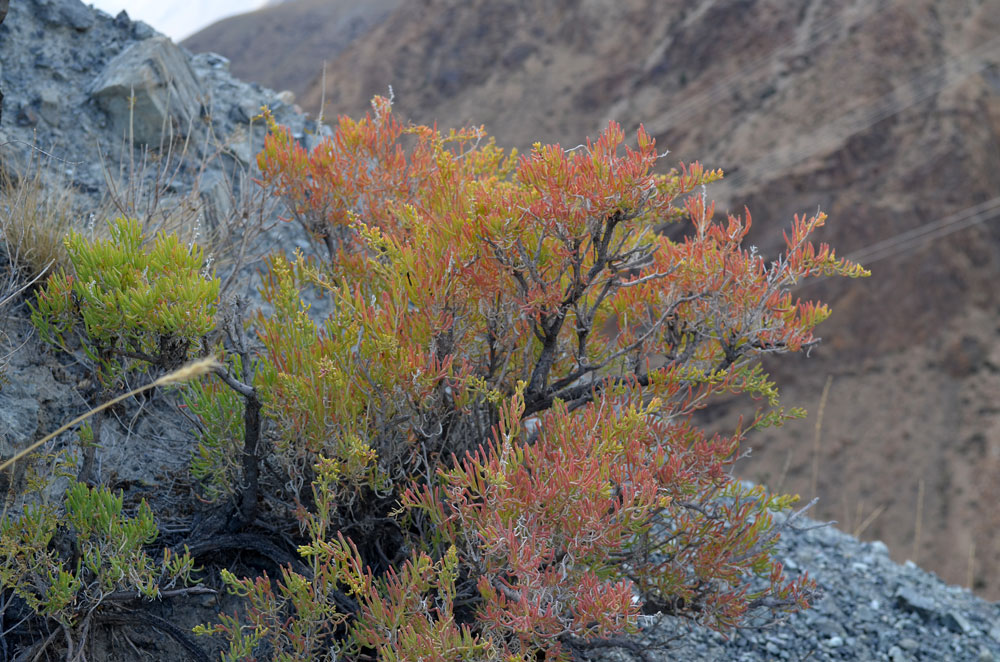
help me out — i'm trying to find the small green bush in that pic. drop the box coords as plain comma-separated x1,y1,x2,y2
30,216,219,386
0,480,197,648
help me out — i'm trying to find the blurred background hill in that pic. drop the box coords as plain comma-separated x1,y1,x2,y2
182,0,1000,598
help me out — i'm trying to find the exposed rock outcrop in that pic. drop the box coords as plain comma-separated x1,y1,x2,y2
89,36,204,146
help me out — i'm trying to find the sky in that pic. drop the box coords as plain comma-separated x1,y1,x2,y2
88,1,270,42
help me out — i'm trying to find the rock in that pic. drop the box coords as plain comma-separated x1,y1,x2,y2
888,645,909,662
132,20,156,40
195,169,235,232
89,36,203,146
58,0,94,31
15,104,38,127
944,610,975,635
33,0,94,31
112,9,130,30
37,83,62,126
200,52,231,72
895,587,939,621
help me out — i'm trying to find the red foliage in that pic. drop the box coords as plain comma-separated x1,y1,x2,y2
231,96,869,660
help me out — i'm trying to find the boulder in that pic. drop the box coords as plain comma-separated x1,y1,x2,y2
89,36,204,146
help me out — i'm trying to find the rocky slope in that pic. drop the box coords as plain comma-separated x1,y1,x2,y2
1,0,999,660
187,0,1000,600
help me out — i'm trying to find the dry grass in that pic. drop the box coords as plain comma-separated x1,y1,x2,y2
809,374,833,499
0,356,220,475
0,96,279,411
0,151,83,390
0,153,78,282
912,477,925,564
93,98,282,296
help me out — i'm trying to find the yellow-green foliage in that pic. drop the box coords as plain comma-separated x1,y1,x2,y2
0,481,197,628
185,353,246,501
30,217,219,385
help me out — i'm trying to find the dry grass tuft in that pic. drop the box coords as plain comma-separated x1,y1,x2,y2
0,154,79,283
0,151,83,390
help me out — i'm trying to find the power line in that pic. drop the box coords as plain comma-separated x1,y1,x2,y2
790,196,1000,291
846,196,1000,265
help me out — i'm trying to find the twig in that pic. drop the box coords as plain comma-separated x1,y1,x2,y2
0,140,86,165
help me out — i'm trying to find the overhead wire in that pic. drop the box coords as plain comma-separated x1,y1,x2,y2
636,1,1000,283
844,196,1000,266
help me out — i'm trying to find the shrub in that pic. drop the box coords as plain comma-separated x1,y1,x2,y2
29,216,219,483
0,477,200,660
187,97,868,660
10,95,867,661
30,216,219,386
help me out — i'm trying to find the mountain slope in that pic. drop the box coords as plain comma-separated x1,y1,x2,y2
180,0,401,107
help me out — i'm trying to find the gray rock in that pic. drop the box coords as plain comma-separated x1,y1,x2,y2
89,36,203,146
888,645,909,662
944,610,975,635
112,9,130,30
58,0,94,31
896,586,939,620
132,20,156,40
37,83,62,126
33,0,94,30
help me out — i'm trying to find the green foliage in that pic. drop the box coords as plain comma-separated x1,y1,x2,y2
0,482,197,629
185,352,247,501
194,458,351,662
30,217,219,385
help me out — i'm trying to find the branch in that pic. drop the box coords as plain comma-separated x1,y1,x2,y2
96,611,211,662
101,586,217,603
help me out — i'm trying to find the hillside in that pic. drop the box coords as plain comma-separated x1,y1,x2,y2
185,0,1000,599
180,0,401,109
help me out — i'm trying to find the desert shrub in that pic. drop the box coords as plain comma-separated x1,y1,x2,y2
1,212,218,660
188,97,868,660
